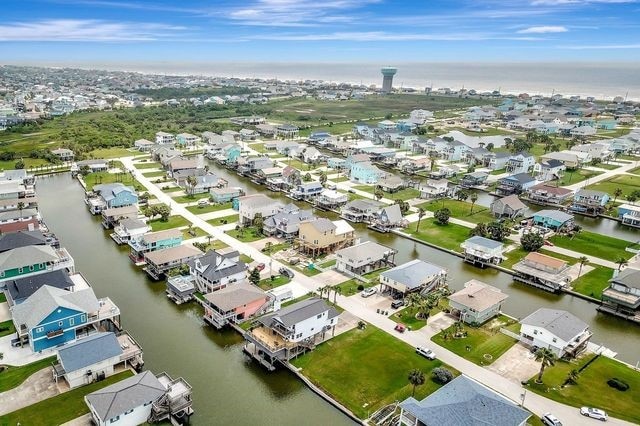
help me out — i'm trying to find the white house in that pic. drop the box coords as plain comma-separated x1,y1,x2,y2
419,178,450,199
155,131,175,145
448,280,508,325
335,241,396,276
379,259,447,296
460,236,506,266
520,308,592,358
237,194,284,226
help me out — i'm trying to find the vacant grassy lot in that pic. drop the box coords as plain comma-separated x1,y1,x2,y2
226,226,264,242
557,169,602,186
181,226,208,240
586,174,640,199
333,268,389,296
149,215,190,231
527,355,640,424
0,356,56,393
354,185,421,202
431,315,520,365
0,370,135,425
171,192,211,204
291,325,458,419
186,201,233,214
389,301,446,331
133,161,161,169
141,170,166,178
405,219,471,251
571,265,615,299
258,275,291,290
207,214,239,226
549,230,635,260
83,171,145,192
418,199,494,224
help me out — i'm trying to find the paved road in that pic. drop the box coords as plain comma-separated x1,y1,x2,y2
122,156,635,425
564,158,640,191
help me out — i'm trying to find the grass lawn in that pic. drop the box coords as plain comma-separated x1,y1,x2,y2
160,186,183,193
501,247,576,270
291,325,458,419
181,226,208,240
353,185,421,201
258,275,291,290
333,268,389,296
282,292,314,307
404,219,471,251
240,254,254,264
628,165,640,175
171,192,211,204
207,214,239,226
262,241,292,254
0,292,6,303
186,202,233,214
331,175,350,183
0,356,56,393
557,169,602,186
0,319,16,337
571,265,614,299
0,370,135,425
249,142,266,153
431,315,520,366
281,159,312,171
549,230,635,260
586,174,640,199
87,147,136,159
133,161,161,169
0,158,50,170
388,301,446,331
141,170,166,178
226,227,265,242
83,171,145,192
319,258,336,268
417,199,494,224
295,263,324,277
210,239,229,250
595,163,621,170
527,355,640,424
149,215,190,231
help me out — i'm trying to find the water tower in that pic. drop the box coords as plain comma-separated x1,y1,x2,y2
381,66,397,93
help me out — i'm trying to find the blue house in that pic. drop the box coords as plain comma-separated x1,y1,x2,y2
569,189,610,216
496,173,536,196
443,140,469,161
11,285,120,352
327,157,347,170
93,183,138,208
210,187,244,204
291,181,323,200
128,229,183,263
618,204,640,228
532,209,575,231
350,162,386,184
224,144,242,164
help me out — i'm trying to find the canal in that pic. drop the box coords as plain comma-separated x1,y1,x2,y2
35,173,354,426
206,159,640,364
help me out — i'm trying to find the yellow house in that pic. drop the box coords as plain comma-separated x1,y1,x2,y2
296,218,355,257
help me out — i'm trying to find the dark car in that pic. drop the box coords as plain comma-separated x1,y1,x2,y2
391,300,405,309
279,267,295,278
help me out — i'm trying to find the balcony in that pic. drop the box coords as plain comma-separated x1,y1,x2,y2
47,328,64,339
87,297,120,324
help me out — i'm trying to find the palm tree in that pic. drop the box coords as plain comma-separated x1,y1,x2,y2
469,192,478,214
407,369,426,397
534,347,557,383
578,256,589,277
565,369,580,386
416,208,426,232
616,257,628,271
185,175,197,197
16,201,25,219
612,187,623,205
333,286,341,304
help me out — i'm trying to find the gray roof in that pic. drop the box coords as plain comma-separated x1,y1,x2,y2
118,218,148,230
6,269,75,304
260,297,338,329
336,241,393,262
343,199,383,211
85,371,166,421
12,285,100,330
305,217,336,233
494,194,526,210
400,375,530,426
576,189,608,198
263,209,314,228
0,230,49,253
501,172,535,184
380,259,445,290
610,268,640,289
0,208,38,222
464,236,504,250
0,245,59,271
187,250,247,282
534,209,574,223
204,282,267,311
521,308,588,342
378,204,403,224
58,332,123,373
145,245,202,265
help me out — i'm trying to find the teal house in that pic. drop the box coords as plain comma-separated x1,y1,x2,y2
93,183,138,208
224,144,242,164
0,245,74,283
210,187,244,204
128,229,183,263
350,162,386,184
532,209,575,231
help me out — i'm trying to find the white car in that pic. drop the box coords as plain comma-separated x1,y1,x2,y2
541,413,563,426
360,287,377,298
415,346,436,360
580,407,608,421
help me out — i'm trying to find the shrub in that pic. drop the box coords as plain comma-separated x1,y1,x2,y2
607,378,630,391
432,367,454,384
357,284,365,291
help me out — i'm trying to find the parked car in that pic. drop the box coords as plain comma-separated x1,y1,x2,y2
415,346,436,360
279,267,295,278
541,413,563,426
255,263,266,272
580,407,607,421
348,189,355,194
197,199,209,207
360,287,377,298
391,299,405,309
394,323,406,333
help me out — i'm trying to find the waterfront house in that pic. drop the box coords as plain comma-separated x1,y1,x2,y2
275,124,299,139
340,199,384,223
256,124,276,137
599,268,640,322
128,229,183,264
532,209,574,231
315,189,348,210
534,159,566,182
73,159,109,174
4,269,74,307
540,150,591,169
53,331,132,389
244,297,339,371
167,157,200,178
240,128,258,141
203,283,270,329
263,204,315,239
569,189,610,216
399,375,530,426
526,184,573,206
512,252,571,292
520,308,591,358
0,207,40,234
377,175,404,193
296,218,355,257
51,147,75,161
618,204,640,228
134,139,155,152
91,183,138,214
210,187,244,204
155,131,175,144
350,161,386,184
506,153,535,174
370,204,407,232
327,157,347,170
111,218,151,245
101,205,139,229
290,181,323,201
176,133,201,146
419,178,451,199
188,174,226,194
0,196,39,213
11,284,120,352
487,152,512,170
0,181,29,200
460,236,506,266
152,147,181,166
0,229,51,253
274,141,300,156
442,140,469,161
572,142,610,160
0,244,74,284
143,245,203,280
237,194,284,226
496,173,536,196
490,195,527,219
302,147,321,164
460,172,489,189
188,249,247,294
85,370,194,426
166,275,196,304
345,153,371,170
335,241,396,276
449,280,508,325
380,259,446,297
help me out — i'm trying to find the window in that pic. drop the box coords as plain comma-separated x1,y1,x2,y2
29,265,34,271
58,321,64,327
39,263,45,268
316,314,322,319
18,267,23,273
125,409,134,415
533,330,538,335
110,416,120,423
144,401,152,407
36,327,44,333
0,271,4,278
69,318,74,326
552,338,557,343
81,314,86,322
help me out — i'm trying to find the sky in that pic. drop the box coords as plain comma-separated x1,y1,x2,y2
1,0,640,63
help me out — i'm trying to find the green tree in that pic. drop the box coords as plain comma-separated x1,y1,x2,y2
521,232,544,252
14,160,25,169
16,201,25,219
407,369,426,397
303,172,312,182
319,171,327,186
434,208,450,225
467,163,476,173
185,175,197,197
249,267,261,286
457,190,469,202
612,187,623,205
469,192,478,214
578,256,589,277
263,241,273,255
469,222,488,238
374,188,384,201
534,347,557,383
486,142,494,151
416,207,426,231
616,257,628,271
253,212,264,231
486,221,510,241
565,369,580,386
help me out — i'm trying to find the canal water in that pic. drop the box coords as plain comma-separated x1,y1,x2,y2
35,174,354,426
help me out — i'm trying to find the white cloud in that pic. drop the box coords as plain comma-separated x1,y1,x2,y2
557,43,640,48
531,0,637,5
250,31,543,41
518,25,569,33
0,19,184,41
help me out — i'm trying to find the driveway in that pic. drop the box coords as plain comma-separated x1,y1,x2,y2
0,302,10,322
0,335,56,366
0,368,59,415
487,343,541,384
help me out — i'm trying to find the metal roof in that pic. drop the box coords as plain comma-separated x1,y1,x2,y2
58,332,123,373
521,308,589,342
380,259,445,289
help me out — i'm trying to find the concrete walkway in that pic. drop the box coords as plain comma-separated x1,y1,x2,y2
0,368,59,416
121,156,634,425
564,158,640,191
